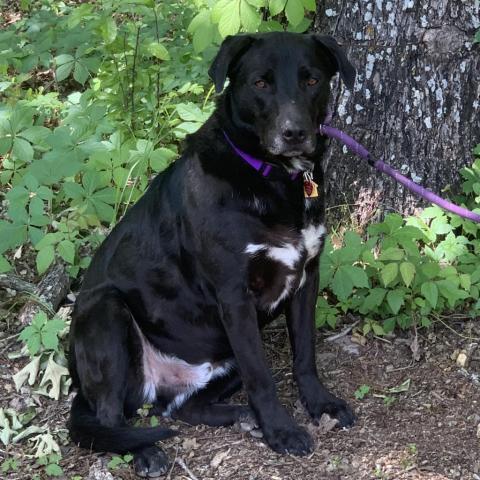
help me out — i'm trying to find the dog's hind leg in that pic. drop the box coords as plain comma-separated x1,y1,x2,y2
70,287,171,476
171,369,251,426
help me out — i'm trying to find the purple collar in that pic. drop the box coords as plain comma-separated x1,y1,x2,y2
222,131,299,180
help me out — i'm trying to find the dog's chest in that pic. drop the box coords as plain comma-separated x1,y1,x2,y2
245,221,326,310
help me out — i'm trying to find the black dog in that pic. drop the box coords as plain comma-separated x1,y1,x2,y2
68,32,356,477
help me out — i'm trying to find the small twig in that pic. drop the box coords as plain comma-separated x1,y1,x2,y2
324,320,360,342
433,315,480,341
175,458,199,480
166,444,179,480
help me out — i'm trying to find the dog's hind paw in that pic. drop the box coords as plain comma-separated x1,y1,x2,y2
134,446,169,478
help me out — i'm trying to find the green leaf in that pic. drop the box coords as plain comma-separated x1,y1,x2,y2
147,42,170,61
0,222,27,255
0,255,11,273
361,288,387,313
240,0,261,31
73,61,89,85
379,247,404,261
354,384,370,400
430,217,452,235
421,281,438,308
100,17,117,44
387,290,404,314
300,0,315,10
36,245,55,275
331,266,353,302
381,263,398,287
218,0,241,37
57,240,75,265
400,262,415,287
55,62,74,82
12,137,34,162
45,463,63,477
342,265,369,288
269,0,287,16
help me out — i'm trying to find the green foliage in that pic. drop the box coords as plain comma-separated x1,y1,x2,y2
189,0,315,52
1,458,20,473
354,384,370,400
318,150,480,333
19,312,65,356
0,0,309,278
37,454,63,477
108,454,134,470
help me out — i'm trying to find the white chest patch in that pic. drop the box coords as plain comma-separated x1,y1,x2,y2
245,242,302,269
301,224,327,261
244,223,326,308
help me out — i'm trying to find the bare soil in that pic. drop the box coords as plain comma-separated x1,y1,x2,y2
1,313,480,480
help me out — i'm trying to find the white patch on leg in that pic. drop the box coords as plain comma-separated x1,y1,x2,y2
301,224,326,261
268,274,295,311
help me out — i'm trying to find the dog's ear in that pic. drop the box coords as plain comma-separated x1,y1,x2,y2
313,35,356,90
208,34,255,93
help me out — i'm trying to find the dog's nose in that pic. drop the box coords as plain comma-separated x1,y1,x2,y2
282,127,306,144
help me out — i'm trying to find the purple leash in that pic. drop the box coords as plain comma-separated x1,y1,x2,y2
319,124,480,223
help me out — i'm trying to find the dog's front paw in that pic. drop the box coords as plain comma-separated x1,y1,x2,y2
263,424,313,456
306,395,355,428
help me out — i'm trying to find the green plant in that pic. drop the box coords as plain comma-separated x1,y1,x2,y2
1,458,20,474
19,312,65,356
37,453,63,477
108,454,134,470
354,384,370,400
317,151,480,333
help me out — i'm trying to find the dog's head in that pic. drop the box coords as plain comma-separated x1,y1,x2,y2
209,32,355,169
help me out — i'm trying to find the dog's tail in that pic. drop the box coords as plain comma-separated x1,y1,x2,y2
68,393,176,453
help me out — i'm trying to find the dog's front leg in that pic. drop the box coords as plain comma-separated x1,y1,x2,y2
285,261,355,428
220,294,313,455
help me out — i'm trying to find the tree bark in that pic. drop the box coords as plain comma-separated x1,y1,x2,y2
314,0,480,226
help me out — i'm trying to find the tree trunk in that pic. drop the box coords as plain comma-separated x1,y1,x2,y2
314,0,480,226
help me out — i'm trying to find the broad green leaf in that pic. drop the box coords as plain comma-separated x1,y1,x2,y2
400,262,415,287
342,265,369,288
0,255,11,273
301,0,316,11
240,0,261,31
421,281,438,308
36,245,55,274
193,23,215,52
57,240,75,265
100,17,117,44
0,222,27,254
386,289,404,314
379,247,404,261
55,62,74,82
381,263,398,287
12,137,33,162
331,267,354,301
45,463,63,477
360,288,387,313
147,42,170,61
430,217,452,235
269,0,287,16
218,0,241,37
73,61,89,85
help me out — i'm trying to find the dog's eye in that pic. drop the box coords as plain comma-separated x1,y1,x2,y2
254,79,267,89
307,78,318,86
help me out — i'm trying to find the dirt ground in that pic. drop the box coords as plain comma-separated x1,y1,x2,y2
1,313,480,480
